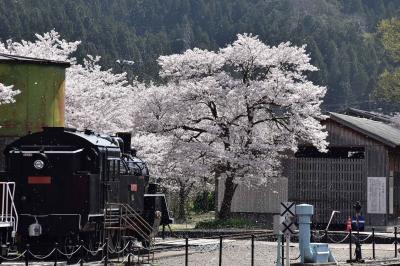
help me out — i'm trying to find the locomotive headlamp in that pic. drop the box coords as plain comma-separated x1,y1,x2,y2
33,159,45,170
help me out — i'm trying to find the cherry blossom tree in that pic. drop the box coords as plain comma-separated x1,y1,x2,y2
131,109,212,220
66,55,140,132
0,30,80,62
0,83,20,105
131,83,216,220
0,83,20,128
0,30,136,132
389,113,400,129
135,34,328,219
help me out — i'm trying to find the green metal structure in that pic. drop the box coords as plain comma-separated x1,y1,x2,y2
0,54,70,136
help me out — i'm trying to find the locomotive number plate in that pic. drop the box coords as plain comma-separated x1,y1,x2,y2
28,176,52,184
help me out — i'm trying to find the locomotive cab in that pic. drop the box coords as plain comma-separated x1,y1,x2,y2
119,154,148,212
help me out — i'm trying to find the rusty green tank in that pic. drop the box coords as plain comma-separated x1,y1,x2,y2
0,54,70,136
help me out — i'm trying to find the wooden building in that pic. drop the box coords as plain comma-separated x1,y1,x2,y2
289,111,400,228
0,54,70,169
218,110,400,229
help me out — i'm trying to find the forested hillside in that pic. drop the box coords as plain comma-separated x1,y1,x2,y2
0,0,399,111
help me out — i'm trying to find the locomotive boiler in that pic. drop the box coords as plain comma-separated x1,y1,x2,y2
1,127,172,253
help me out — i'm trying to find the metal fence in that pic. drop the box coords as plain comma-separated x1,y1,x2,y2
176,229,400,266
4,228,400,265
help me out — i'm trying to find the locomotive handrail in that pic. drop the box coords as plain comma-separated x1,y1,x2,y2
106,202,152,233
8,182,18,234
0,182,18,235
123,203,153,232
121,215,151,245
121,204,153,245
11,183,17,233
119,203,153,236
105,202,153,245
105,202,152,232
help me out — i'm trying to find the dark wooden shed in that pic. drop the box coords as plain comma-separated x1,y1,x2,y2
288,111,400,228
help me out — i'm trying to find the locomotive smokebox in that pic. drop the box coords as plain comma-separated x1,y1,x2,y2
116,132,132,154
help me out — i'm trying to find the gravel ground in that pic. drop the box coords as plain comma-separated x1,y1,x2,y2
154,240,400,266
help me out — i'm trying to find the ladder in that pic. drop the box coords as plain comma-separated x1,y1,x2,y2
0,182,18,237
104,203,153,246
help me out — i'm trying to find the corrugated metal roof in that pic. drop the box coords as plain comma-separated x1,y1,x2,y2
329,112,400,148
0,53,70,67
345,108,392,123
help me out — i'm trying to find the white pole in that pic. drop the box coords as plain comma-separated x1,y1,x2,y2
286,234,290,266
276,234,282,266
1,183,5,222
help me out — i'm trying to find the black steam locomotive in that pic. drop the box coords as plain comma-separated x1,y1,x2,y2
1,127,172,253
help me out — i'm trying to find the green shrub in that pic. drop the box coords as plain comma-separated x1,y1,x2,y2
192,191,215,213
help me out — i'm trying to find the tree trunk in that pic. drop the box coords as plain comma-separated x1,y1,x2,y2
177,186,186,222
202,176,209,212
218,173,237,220
214,166,223,218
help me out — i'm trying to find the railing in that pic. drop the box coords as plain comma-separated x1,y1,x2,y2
0,182,18,236
104,203,153,246
122,203,153,244
0,240,151,265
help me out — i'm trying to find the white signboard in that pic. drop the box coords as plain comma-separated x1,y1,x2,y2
367,177,386,214
280,202,296,218
280,217,297,236
390,176,394,214
279,202,297,235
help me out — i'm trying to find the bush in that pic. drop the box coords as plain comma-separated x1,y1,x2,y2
195,218,255,229
192,191,215,213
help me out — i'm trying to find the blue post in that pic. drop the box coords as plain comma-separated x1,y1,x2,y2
297,204,314,263
296,204,337,264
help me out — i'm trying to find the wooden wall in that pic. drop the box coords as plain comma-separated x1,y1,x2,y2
389,150,400,219
288,158,365,224
288,119,390,226
0,137,17,170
